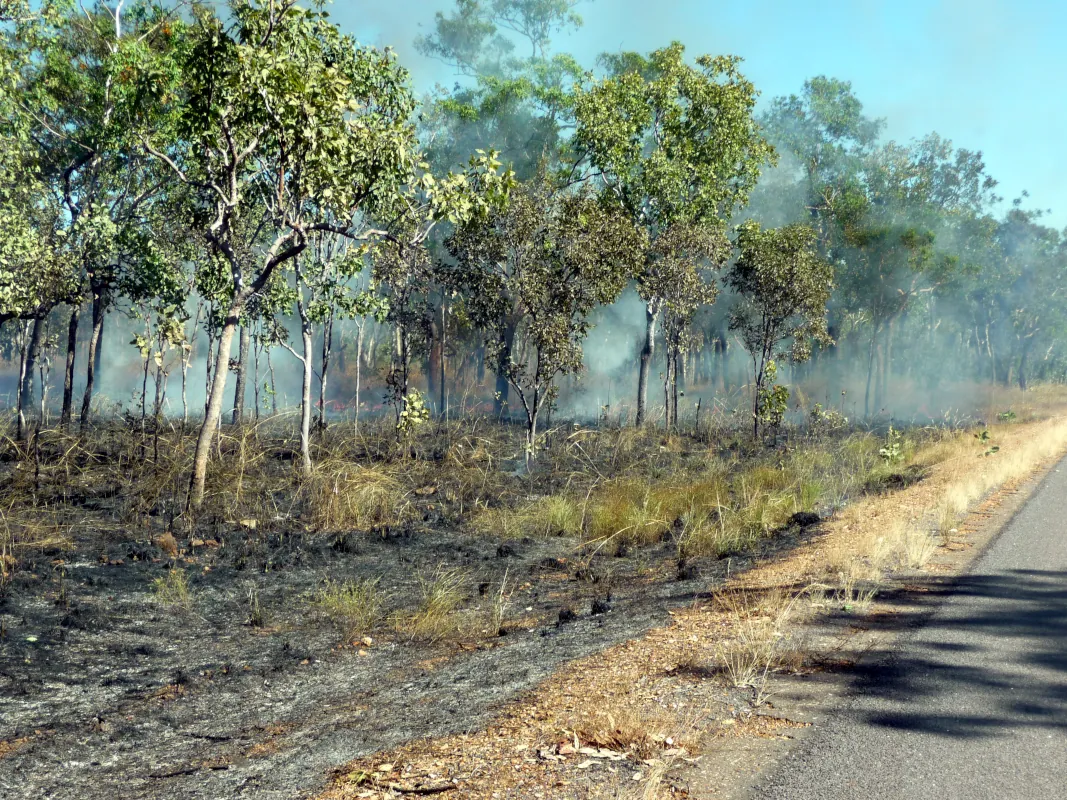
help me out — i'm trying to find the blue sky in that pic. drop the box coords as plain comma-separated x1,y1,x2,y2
334,0,1067,228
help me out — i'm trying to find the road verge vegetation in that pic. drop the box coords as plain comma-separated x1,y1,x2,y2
320,406,1067,800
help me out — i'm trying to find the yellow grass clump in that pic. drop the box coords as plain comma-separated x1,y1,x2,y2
303,462,408,532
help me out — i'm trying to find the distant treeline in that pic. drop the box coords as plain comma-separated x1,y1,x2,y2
1,1,1063,503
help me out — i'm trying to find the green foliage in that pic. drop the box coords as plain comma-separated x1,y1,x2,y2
415,0,585,175
575,42,773,231
397,389,432,437
3,0,1067,459
152,568,192,608
729,220,834,438
405,567,469,642
808,404,849,438
756,361,789,433
313,578,384,638
140,0,421,311
446,177,646,451
878,426,905,466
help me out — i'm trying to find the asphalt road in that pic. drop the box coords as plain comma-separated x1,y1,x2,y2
757,463,1067,800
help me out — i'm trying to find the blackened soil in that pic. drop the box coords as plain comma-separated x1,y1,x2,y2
0,518,767,799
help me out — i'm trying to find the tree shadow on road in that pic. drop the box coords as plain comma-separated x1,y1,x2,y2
837,568,1067,738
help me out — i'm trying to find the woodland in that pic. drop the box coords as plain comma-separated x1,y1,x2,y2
1,2,1066,798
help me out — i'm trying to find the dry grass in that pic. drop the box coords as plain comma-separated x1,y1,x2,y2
319,408,1067,800
824,416,1067,597
571,705,698,762
581,433,887,558
400,567,469,642
302,461,408,532
470,495,584,539
0,507,73,594
312,578,384,638
151,568,192,608
709,587,809,703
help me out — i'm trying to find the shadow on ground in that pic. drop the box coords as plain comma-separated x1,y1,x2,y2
837,568,1067,738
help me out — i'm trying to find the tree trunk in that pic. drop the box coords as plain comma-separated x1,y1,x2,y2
752,358,763,442
985,324,997,385
672,352,680,428
717,335,728,394
61,304,80,427
864,325,878,418
881,319,895,411
139,352,150,426
181,353,190,426
1019,339,1032,390
204,325,216,416
476,341,486,385
317,311,334,433
525,392,540,466
80,293,105,431
231,323,250,425
15,321,30,442
253,326,261,423
353,322,364,436
19,316,45,436
663,351,672,429
187,310,240,512
299,313,313,473
528,408,537,458
427,320,442,416
494,322,516,419
439,304,447,419
153,334,166,418
636,304,658,426
93,312,104,384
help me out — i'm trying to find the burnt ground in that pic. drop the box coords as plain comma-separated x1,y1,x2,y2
0,509,790,800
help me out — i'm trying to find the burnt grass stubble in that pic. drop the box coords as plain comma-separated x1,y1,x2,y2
0,419,884,800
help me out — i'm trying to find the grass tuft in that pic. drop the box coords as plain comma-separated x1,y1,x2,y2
313,578,383,637
303,462,407,532
402,567,469,642
152,569,192,608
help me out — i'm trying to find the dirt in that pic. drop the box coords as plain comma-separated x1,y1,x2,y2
0,507,767,799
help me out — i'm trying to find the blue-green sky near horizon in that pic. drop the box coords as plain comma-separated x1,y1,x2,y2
333,0,1066,229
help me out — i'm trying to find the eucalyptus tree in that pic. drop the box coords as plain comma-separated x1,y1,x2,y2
838,134,999,414
414,0,587,414
0,32,78,337
573,43,774,425
306,230,386,435
446,178,646,456
728,221,833,440
756,77,880,377
0,0,29,22
371,151,515,436
12,1,185,429
118,210,193,430
652,224,728,428
759,77,882,244
416,0,585,177
280,229,385,472
979,206,1067,389
138,1,419,508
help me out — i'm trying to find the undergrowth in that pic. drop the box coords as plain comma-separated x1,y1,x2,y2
313,577,384,638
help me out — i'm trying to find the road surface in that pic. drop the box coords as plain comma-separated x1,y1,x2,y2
758,463,1067,799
